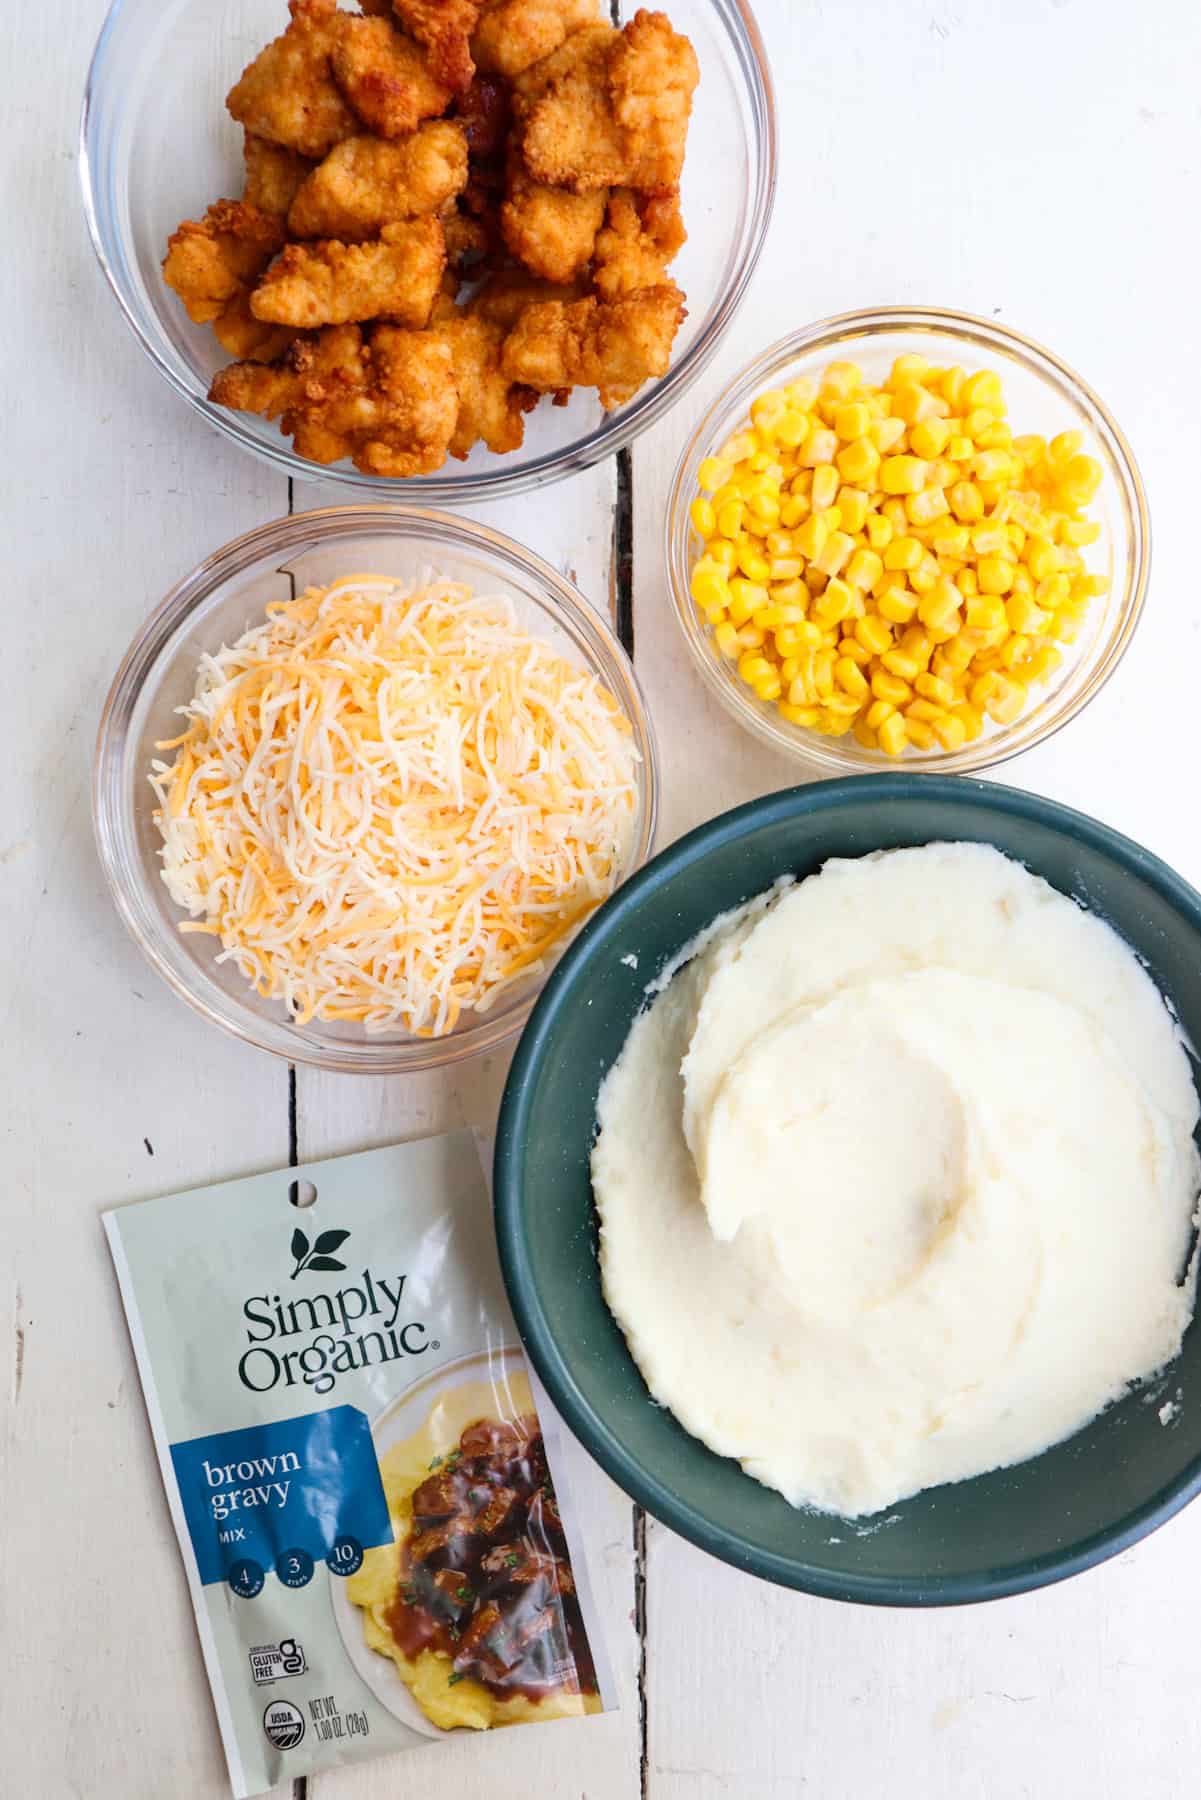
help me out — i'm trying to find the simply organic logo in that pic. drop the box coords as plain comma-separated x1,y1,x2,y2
289,1225,351,1279
234,1225,435,1397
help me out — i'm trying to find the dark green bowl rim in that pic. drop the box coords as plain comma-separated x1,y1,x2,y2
495,774,1201,1605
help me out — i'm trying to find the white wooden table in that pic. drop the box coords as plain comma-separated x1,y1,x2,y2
6,1,1201,1794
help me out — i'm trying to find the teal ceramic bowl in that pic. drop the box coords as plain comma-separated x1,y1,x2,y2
495,775,1201,1605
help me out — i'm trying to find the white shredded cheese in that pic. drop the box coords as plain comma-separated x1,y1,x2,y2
150,574,640,1036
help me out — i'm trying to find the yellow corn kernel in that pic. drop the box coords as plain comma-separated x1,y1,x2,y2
785,376,818,411
884,535,922,572
811,464,840,511
880,455,931,495
824,690,863,719
977,479,1003,508
871,669,913,707
886,353,930,388
939,367,965,408
917,577,962,634
768,557,803,581
964,406,998,441
837,488,870,534
903,717,935,749
798,426,839,468
1060,518,1102,547
855,614,893,656
984,676,1025,724
753,673,783,702
713,620,739,657
751,603,781,630
1024,644,1063,683
820,360,863,398
853,718,879,750
1049,429,1084,463
814,529,855,576
837,636,872,665
909,417,953,460
736,541,772,583
737,651,773,684
1000,633,1032,670
690,495,717,538
773,408,810,449
691,565,732,612
1005,591,1050,635
1059,453,1103,503
970,449,1017,483
749,388,789,433
949,480,984,522
866,511,894,551
915,671,954,706
846,547,884,591
928,521,970,559
812,649,836,698
908,552,940,596
832,400,870,441
834,656,869,699
779,493,810,528
779,701,822,727
877,712,908,757
697,455,732,493
716,498,745,538
890,383,940,426
813,577,854,625
905,487,950,526
877,585,917,624
747,490,781,528
746,453,785,482
969,671,1001,708
1036,573,1071,608
905,697,946,725
975,420,1014,452
736,624,765,648
963,369,1004,412
836,437,881,486
705,537,739,569
871,416,908,454
790,468,814,495
727,578,768,624
965,595,1008,632
932,712,967,751
865,698,896,730
721,429,757,464
880,647,921,682
957,566,979,599
817,707,857,736
947,434,974,461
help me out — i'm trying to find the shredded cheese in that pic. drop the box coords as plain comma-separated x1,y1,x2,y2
150,575,640,1036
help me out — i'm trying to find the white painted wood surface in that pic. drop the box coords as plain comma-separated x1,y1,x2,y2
5,0,1201,1797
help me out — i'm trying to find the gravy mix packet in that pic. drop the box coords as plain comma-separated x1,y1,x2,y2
104,1134,614,1796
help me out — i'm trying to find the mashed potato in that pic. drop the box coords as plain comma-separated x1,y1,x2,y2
593,843,1201,1517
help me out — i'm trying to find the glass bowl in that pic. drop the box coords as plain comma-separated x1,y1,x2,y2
93,506,659,1072
79,0,776,502
666,308,1149,774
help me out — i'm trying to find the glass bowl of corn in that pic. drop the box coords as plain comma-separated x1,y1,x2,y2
666,307,1148,771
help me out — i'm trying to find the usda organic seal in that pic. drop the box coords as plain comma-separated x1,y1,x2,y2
263,1700,305,1751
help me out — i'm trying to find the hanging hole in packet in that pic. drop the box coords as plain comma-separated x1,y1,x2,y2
104,1133,615,1796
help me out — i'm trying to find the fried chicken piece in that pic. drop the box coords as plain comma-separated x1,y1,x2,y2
454,74,512,156
501,279,686,407
211,290,297,362
519,10,698,193
242,132,316,216
210,322,458,474
226,0,357,158
442,204,492,274
473,0,603,80
432,310,537,455
162,199,286,324
392,0,482,91
500,154,607,282
250,215,446,327
591,184,684,299
330,13,452,137
288,123,467,239
468,266,584,327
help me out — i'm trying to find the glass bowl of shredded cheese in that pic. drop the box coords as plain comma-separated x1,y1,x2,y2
94,506,657,1071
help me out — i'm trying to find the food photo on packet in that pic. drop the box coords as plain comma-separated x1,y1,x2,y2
6,0,1201,1795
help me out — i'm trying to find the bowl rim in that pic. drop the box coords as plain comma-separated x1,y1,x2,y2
495,773,1201,1605
92,502,660,1072
77,0,779,502
664,306,1151,775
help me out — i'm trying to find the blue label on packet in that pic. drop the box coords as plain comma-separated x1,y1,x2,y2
170,1406,392,1587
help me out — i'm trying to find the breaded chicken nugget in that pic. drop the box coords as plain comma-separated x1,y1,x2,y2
351,326,459,474
211,290,298,362
500,155,607,283
288,123,467,239
500,279,685,407
519,10,697,193
209,322,368,423
330,13,452,137
473,0,603,80
242,133,316,215
431,310,537,456
163,199,286,323
591,185,684,300
468,267,585,327
250,215,446,326
392,0,482,91
226,0,357,158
